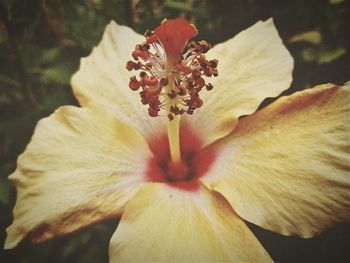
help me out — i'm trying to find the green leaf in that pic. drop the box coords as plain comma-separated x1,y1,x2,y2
63,1,108,50
40,62,75,85
317,47,346,64
289,30,322,45
164,0,193,11
301,47,317,62
301,46,346,64
329,0,345,4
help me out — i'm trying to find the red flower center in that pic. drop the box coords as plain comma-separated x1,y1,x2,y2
146,123,216,191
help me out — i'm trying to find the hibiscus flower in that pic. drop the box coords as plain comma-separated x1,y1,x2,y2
4,18,350,262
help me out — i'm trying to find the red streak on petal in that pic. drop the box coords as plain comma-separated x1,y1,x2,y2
153,18,197,64
146,123,216,191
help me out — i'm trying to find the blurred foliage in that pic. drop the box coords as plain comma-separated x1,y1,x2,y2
0,0,349,262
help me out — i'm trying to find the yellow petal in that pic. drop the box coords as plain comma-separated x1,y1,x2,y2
109,184,272,262
202,83,350,238
186,18,293,146
71,21,166,139
5,106,151,249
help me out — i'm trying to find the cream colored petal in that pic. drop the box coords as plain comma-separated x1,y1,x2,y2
71,21,166,139
109,184,272,262
5,106,151,249
202,83,350,238
187,18,293,146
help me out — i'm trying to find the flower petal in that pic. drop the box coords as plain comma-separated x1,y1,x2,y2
71,21,166,139
5,106,151,249
202,83,350,237
187,18,293,145
109,184,272,262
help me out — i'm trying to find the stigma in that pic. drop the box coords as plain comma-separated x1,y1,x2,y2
126,18,218,120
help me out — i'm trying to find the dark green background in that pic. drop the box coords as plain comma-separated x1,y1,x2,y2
0,0,349,262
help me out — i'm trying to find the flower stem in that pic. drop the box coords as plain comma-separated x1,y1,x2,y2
167,114,181,163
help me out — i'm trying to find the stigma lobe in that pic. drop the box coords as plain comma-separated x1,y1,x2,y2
150,18,198,64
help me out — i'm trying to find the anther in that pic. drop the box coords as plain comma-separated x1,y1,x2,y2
209,59,218,68
143,76,159,86
132,49,148,60
168,90,177,99
129,76,140,91
168,113,174,121
144,29,154,38
194,77,205,89
206,83,213,91
194,97,203,108
148,107,159,117
192,69,201,79
197,40,211,53
126,61,141,71
160,77,169,86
